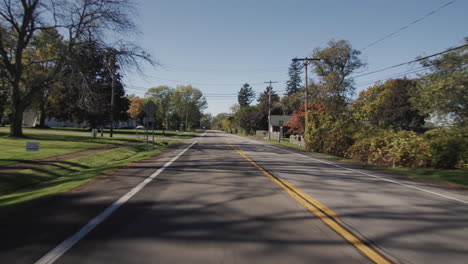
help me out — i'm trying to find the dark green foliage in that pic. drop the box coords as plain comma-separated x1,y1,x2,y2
52,43,129,128
285,60,302,96
236,105,261,135
371,79,427,132
237,83,255,107
257,86,279,104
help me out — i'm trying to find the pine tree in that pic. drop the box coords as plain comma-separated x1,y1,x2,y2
238,83,255,107
285,60,303,96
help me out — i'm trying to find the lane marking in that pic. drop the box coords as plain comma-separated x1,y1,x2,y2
230,132,467,205
228,142,392,264
262,144,468,205
35,141,198,264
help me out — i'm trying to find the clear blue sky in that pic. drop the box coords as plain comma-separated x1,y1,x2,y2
123,0,467,115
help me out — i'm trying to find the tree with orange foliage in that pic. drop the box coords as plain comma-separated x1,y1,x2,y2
128,96,146,126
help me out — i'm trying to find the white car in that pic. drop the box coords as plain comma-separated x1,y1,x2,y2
136,125,145,129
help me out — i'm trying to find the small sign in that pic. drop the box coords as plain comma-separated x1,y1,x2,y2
143,101,157,116
26,142,40,151
143,117,155,123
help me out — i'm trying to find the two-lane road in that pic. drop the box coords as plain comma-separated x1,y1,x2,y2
2,131,467,263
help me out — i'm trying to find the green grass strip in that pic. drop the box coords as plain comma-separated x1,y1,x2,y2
0,140,180,216
0,131,138,166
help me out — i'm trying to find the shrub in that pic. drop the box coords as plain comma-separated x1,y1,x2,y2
424,127,467,169
347,130,430,168
305,111,359,157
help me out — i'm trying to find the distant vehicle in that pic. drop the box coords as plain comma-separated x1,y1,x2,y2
136,125,145,129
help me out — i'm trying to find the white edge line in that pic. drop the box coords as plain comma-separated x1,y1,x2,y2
231,135,468,205
35,141,198,264
263,144,468,205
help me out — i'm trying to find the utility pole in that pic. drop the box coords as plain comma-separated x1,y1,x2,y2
109,53,116,138
292,57,320,132
264,81,277,140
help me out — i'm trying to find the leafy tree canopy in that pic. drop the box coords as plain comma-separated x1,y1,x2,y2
312,39,365,115
410,39,468,125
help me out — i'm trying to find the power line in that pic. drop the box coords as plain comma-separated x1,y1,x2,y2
363,1,456,51
355,68,429,88
353,43,467,78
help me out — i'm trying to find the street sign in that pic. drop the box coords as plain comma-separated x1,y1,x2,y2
143,101,157,117
143,117,155,123
26,142,40,151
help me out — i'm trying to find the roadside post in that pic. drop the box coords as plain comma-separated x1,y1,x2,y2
143,101,157,151
279,126,283,143
92,129,97,138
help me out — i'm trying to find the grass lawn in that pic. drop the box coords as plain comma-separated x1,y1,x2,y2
263,137,468,188
0,131,138,167
0,140,180,216
34,127,201,138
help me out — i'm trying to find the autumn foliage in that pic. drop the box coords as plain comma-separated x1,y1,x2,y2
285,103,326,134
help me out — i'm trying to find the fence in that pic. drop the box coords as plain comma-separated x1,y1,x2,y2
289,135,305,147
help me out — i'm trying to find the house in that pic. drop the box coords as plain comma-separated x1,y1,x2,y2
269,115,292,133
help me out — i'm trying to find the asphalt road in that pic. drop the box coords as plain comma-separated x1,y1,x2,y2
1,130,467,263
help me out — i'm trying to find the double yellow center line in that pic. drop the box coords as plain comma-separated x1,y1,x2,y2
228,142,391,264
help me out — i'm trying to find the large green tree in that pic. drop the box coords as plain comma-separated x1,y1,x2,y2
354,79,427,132
0,0,147,137
285,60,303,96
146,86,175,130
52,42,129,129
410,40,468,125
312,39,365,115
172,85,207,130
237,83,255,107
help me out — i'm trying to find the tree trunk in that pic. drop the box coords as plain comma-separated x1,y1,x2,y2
38,100,47,128
10,106,24,137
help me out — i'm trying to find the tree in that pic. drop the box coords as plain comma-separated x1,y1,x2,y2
285,104,325,134
355,79,426,132
0,0,149,137
128,96,146,126
410,40,468,125
256,86,283,130
281,93,302,115
146,86,175,131
312,39,365,115
172,85,207,130
212,113,229,130
372,79,426,131
257,86,280,104
285,60,303,95
23,28,65,128
238,83,255,107
235,105,261,134
52,42,130,129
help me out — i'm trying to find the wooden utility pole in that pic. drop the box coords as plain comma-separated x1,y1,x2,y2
291,57,320,132
109,53,116,138
264,81,277,140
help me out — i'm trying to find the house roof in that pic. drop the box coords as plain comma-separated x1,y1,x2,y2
270,115,292,126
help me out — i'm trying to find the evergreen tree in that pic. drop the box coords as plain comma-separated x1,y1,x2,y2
237,83,255,107
285,60,303,95
257,86,279,104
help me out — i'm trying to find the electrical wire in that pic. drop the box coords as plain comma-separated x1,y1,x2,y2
363,1,456,51
353,43,467,78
